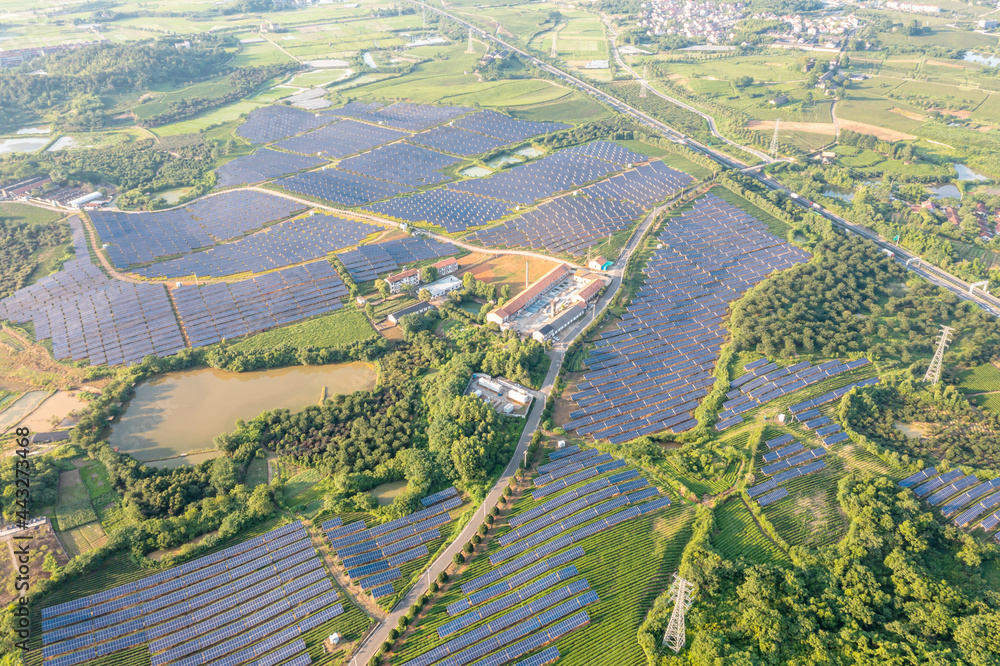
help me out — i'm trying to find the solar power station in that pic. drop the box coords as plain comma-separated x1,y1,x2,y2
717,356,875,432
336,236,456,283
235,105,332,144
90,191,304,269
901,467,1000,541
325,488,464,599
467,161,694,256
134,213,381,279
40,521,340,666
171,260,349,348
399,449,672,666
562,194,810,443
0,217,186,366
215,148,326,189
745,368,880,507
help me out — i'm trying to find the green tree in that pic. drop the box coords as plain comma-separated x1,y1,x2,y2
420,265,438,283
375,279,390,299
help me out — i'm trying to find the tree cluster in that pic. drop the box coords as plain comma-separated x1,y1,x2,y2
0,216,70,298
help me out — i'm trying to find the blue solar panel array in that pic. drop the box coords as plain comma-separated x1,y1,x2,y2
366,188,513,233
787,377,880,414
562,194,810,443
40,522,347,666
172,260,348,347
718,356,872,428
531,459,628,501
279,168,413,206
422,486,460,507
338,142,460,187
328,491,463,598
757,487,789,506
901,467,1000,533
449,150,621,205
509,469,639,529
0,218,186,367
515,645,560,666
336,236,456,282
452,110,569,142
361,102,470,131
560,141,645,166
90,191,303,268
411,578,590,666
215,148,326,188
276,119,408,157
467,194,646,257
408,125,507,156
236,105,333,144
134,213,380,279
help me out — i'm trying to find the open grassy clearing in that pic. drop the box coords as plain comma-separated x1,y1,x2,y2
54,468,99,531
245,457,269,487
229,306,376,352
60,521,108,558
393,449,693,666
712,497,788,566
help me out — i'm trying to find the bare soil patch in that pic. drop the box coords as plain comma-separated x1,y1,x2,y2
747,119,916,141
891,107,925,121
930,107,972,119
747,120,837,135
1,521,69,604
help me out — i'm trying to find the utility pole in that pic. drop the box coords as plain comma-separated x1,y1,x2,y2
769,119,781,159
662,573,695,654
923,325,954,385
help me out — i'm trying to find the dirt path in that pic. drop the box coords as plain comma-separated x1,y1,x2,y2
79,216,143,283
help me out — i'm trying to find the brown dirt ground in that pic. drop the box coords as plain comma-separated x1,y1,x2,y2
1,521,70,605
459,253,558,294
891,107,926,121
746,119,916,141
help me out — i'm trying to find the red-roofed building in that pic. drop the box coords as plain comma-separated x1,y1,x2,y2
385,268,419,294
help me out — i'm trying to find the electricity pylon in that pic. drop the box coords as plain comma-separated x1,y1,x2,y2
769,119,781,159
550,29,557,58
640,64,648,98
923,325,954,385
466,28,474,53
662,573,695,654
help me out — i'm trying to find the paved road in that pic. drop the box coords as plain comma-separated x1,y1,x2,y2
349,199,671,665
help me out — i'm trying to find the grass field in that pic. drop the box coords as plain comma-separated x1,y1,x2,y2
972,392,1000,415
229,307,376,352
957,363,1000,393
712,497,788,565
245,457,269,487
149,100,263,137
392,448,693,666
54,469,99,531
0,203,65,226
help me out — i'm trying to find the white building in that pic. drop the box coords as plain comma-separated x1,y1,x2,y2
423,275,462,299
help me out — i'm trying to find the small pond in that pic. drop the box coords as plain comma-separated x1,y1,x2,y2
110,362,376,467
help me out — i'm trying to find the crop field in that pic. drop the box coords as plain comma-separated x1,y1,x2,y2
759,447,849,550
230,40,296,67
54,468,99,531
957,362,1000,393
712,497,788,565
149,100,264,137
60,521,108,558
972,392,1000,415
391,450,693,666
229,307,376,352
131,78,236,119
0,203,65,226
551,11,608,61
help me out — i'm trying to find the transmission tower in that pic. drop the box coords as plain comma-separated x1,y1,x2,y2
662,573,695,654
923,325,955,385
769,119,781,159
466,27,475,53
550,29,557,58
422,5,427,29
640,64,648,98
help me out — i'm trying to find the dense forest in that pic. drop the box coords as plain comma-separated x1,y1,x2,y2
0,37,233,132
0,216,70,298
0,455,60,522
842,380,1000,471
730,234,1000,368
641,473,1000,665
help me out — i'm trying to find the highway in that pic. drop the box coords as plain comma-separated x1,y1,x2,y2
410,0,1000,317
